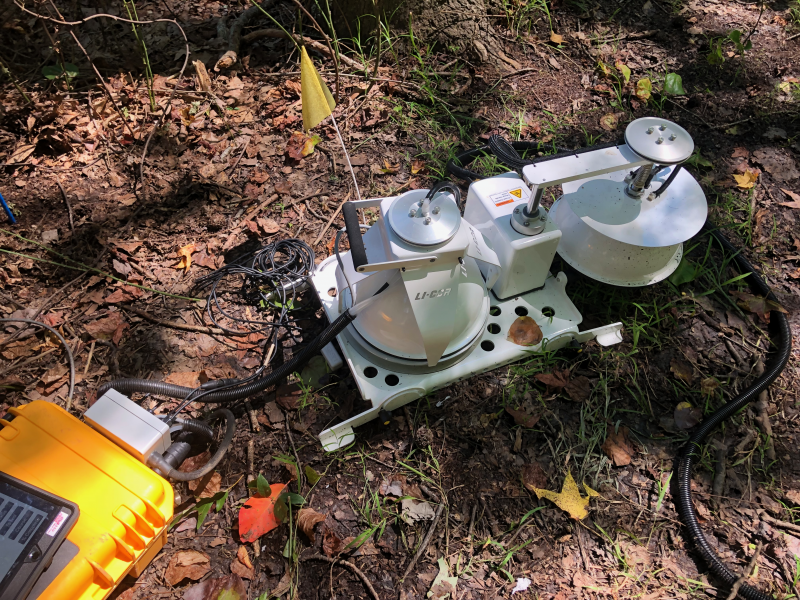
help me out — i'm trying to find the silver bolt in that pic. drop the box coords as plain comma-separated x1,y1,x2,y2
523,221,530,226
514,207,520,213
646,127,654,134
540,215,546,221
432,206,440,215
669,133,677,141
656,137,664,144
409,209,417,217
424,217,432,225
659,124,667,131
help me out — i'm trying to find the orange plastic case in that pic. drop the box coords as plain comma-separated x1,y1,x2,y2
0,401,173,600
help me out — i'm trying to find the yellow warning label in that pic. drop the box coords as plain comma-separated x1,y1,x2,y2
509,188,522,198
489,187,530,208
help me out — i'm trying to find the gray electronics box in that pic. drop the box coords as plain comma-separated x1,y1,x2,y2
83,389,170,463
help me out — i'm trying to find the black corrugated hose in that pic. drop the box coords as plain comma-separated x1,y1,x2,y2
676,224,792,600
449,136,792,598
97,308,356,403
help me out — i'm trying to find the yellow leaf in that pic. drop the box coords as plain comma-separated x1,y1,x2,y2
550,32,564,44
175,243,197,272
733,168,758,189
411,159,425,174
531,472,599,520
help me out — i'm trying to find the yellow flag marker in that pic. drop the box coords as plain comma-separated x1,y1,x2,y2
300,46,335,132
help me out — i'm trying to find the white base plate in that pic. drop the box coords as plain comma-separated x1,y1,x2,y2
311,254,623,451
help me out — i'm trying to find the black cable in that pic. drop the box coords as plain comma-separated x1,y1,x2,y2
98,308,357,404
0,318,75,402
194,238,314,340
652,164,683,198
675,224,791,600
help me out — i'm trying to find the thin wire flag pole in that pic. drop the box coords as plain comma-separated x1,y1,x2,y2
330,113,361,201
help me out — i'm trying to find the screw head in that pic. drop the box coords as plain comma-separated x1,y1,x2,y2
646,127,654,134
669,133,677,141
540,215,546,221
659,124,667,131
656,137,664,144
424,217,432,225
523,221,530,226
432,206,440,215
514,207,520,213
409,209,416,217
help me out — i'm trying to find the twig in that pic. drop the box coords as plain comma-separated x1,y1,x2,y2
402,501,445,580
121,304,244,335
724,541,762,600
241,29,365,70
300,554,380,600
776,554,800,600
227,135,251,173
55,181,75,233
467,501,478,541
214,0,278,70
83,340,95,376
312,192,349,246
752,357,776,462
242,193,279,222
245,400,261,433
247,438,255,483
0,346,59,378
758,509,800,534
287,0,340,101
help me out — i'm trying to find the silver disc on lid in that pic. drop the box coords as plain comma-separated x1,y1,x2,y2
625,117,694,164
386,190,461,246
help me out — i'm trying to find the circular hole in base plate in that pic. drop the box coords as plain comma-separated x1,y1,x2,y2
481,340,495,351
489,306,501,316
487,323,501,334
515,306,529,316
328,287,337,297
385,374,399,386
364,366,378,378
542,306,555,318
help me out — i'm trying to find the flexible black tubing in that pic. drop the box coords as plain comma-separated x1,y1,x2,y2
175,417,215,442
98,308,355,402
675,224,792,600
165,408,236,481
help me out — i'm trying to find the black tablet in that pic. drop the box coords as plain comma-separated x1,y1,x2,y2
0,472,79,600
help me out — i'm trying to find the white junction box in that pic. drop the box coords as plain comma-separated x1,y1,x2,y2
463,174,562,300
84,389,170,463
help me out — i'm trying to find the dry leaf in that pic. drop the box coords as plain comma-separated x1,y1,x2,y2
780,188,800,208
505,406,540,428
601,425,635,466
166,371,202,388
175,243,197,271
275,179,293,195
599,113,618,131
700,377,719,395
549,32,564,44
193,60,212,92
535,369,570,391
84,312,127,343
322,528,351,557
522,462,547,491
507,316,543,346
564,376,592,402
230,546,254,580
411,159,425,174
165,550,211,586
238,483,287,543
429,558,458,600
530,472,599,520
297,507,326,542
257,217,280,234
674,401,702,430
548,56,561,70
670,357,695,384
183,575,247,600
731,147,749,159
733,168,759,189
730,290,787,323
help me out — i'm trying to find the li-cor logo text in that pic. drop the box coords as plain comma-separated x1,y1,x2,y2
414,288,451,300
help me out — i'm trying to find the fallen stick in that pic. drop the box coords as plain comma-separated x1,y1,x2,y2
241,30,365,70
312,192,349,246
758,509,800,534
752,358,776,462
56,181,75,233
402,498,445,580
121,305,247,336
300,554,380,600
724,541,761,600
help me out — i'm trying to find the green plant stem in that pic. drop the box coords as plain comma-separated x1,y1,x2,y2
287,0,339,101
39,18,71,92
123,0,156,111
0,58,32,103
249,0,300,51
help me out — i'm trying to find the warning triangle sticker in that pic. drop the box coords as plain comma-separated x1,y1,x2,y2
509,189,522,198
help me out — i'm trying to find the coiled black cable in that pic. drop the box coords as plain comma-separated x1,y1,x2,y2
194,238,314,339
675,224,791,600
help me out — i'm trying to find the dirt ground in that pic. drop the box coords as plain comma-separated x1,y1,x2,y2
2,0,800,598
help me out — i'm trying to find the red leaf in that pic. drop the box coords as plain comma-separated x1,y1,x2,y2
535,369,570,391
238,483,286,543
